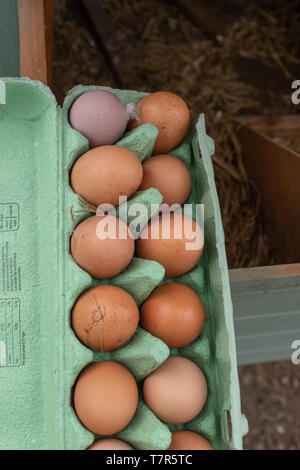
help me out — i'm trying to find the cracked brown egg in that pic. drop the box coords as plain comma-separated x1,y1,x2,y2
128,91,190,154
72,285,139,352
74,361,138,435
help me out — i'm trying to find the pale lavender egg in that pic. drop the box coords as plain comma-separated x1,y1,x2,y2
69,90,128,148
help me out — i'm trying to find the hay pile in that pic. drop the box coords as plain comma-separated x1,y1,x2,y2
53,0,300,268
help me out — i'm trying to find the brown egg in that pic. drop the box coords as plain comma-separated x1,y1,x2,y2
72,285,139,352
88,439,134,450
137,213,204,277
141,283,205,348
143,356,207,424
168,431,214,450
74,361,138,435
128,91,190,154
70,145,143,207
70,215,134,278
139,155,191,207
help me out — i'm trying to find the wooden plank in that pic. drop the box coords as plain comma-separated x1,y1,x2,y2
173,0,226,39
18,0,47,84
230,264,300,282
230,265,300,365
237,115,300,146
44,0,54,87
237,123,300,264
81,0,143,88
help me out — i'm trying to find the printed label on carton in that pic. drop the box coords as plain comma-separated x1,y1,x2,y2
0,298,21,367
0,241,22,295
0,203,19,232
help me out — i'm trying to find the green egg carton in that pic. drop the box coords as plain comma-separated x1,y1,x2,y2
0,78,248,450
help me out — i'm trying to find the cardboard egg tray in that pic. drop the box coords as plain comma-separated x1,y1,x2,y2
0,78,248,450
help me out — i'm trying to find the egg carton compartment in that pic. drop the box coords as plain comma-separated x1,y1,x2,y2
0,78,247,450
62,94,172,450
63,91,209,450
116,123,158,162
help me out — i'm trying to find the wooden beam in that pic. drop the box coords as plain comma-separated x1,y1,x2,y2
44,0,54,87
80,0,143,88
18,0,48,84
173,0,226,39
236,115,300,139
230,263,300,282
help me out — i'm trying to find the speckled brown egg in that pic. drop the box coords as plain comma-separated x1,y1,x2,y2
70,145,143,208
72,285,139,352
128,91,190,154
141,282,205,348
143,356,207,424
88,439,134,450
136,213,204,277
139,154,191,207
168,431,214,450
74,361,138,435
70,215,134,278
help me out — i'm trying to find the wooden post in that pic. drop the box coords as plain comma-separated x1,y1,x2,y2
18,0,49,85
44,0,54,87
